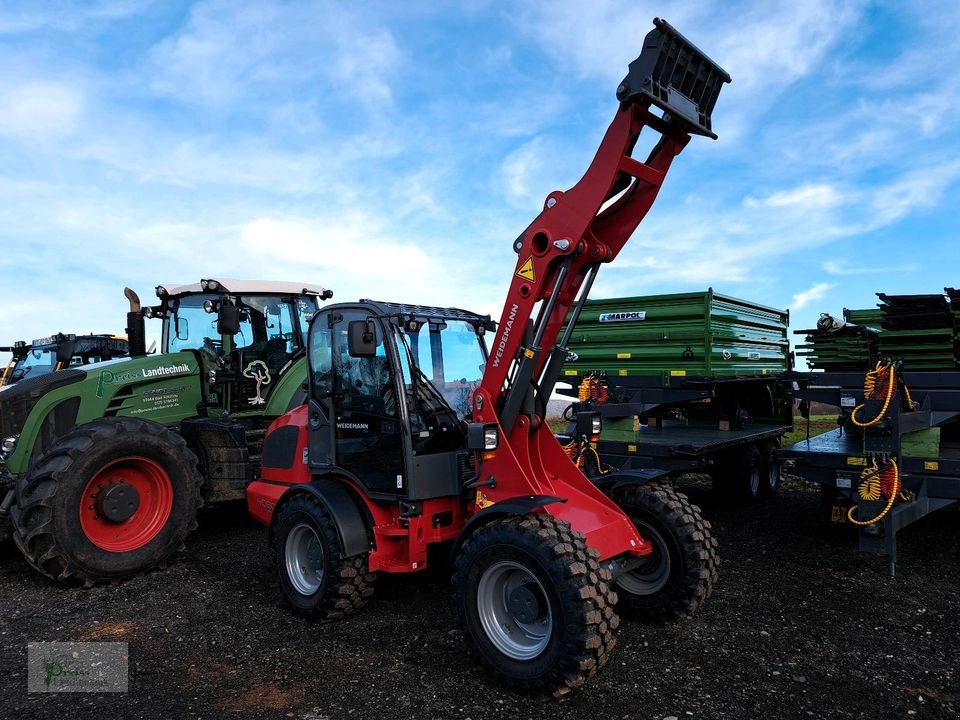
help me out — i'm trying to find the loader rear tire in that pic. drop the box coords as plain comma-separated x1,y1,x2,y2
271,493,375,621
11,417,202,585
612,481,719,622
453,514,618,696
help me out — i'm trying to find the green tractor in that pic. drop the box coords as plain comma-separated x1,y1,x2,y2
0,278,332,583
1,333,130,386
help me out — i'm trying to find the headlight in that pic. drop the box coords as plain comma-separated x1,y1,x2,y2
201,279,221,292
575,411,602,439
592,415,602,435
0,435,18,459
467,423,499,452
483,425,499,451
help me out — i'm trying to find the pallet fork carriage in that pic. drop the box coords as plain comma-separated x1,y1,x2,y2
250,19,730,694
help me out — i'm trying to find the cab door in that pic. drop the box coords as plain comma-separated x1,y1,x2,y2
308,310,405,495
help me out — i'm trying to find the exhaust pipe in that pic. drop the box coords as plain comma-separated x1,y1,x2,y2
124,287,147,357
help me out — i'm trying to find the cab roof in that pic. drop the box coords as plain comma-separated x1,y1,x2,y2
155,278,333,299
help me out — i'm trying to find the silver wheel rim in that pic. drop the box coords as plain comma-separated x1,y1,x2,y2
285,524,325,596
618,521,670,595
750,462,761,495
476,560,551,660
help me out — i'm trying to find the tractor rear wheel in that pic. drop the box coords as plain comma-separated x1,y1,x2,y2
453,514,618,696
271,493,375,620
11,417,202,585
612,481,719,622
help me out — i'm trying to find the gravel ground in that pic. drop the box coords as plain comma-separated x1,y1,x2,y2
1,477,957,720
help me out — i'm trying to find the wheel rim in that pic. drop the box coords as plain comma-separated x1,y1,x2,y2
285,524,325,596
767,461,780,492
617,520,671,595
79,456,173,552
750,461,761,495
476,560,552,661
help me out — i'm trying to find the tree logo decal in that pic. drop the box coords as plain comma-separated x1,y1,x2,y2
243,360,272,405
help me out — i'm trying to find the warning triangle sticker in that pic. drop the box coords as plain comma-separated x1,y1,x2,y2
516,257,536,282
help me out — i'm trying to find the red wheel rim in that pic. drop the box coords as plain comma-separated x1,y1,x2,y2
79,456,174,552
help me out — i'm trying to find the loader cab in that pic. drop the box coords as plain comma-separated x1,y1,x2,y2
306,301,493,500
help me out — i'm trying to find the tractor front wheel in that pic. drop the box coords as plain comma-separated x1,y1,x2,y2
453,515,618,696
612,482,719,622
11,417,202,585
270,493,375,621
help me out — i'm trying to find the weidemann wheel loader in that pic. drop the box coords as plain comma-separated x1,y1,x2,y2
248,19,730,695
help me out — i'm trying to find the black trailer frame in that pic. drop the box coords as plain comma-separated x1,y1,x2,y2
559,373,793,493
780,370,960,575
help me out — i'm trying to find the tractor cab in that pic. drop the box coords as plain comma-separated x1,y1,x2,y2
0,334,130,386
305,300,494,499
147,279,333,413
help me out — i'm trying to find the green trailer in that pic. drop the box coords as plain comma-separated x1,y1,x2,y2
559,289,793,502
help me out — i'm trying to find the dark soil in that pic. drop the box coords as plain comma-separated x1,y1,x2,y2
1,477,958,720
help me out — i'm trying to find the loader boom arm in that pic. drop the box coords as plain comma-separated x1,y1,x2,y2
476,18,730,433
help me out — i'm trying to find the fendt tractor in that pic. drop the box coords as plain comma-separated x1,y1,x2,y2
0,279,332,578
1,333,130,386
248,19,729,695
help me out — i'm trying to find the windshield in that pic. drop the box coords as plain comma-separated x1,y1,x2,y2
394,319,486,421
165,294,320,354
12,345,57,380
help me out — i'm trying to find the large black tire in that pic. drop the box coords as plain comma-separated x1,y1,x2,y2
11,417,202,586
760,441,781,498
271,493,375,620
612,481,719,622
453,515,618,696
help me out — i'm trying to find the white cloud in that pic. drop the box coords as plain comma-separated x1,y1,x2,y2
744,183,843,210
0,81,82,139
792,282,835,309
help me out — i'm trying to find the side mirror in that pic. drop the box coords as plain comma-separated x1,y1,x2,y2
347,320,377,358
218,303,241,336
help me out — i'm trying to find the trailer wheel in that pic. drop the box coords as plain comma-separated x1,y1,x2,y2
10,417,202,586
271,493,375,621
713,445,763,502
760,441,781,498
612,482,719,621
453,514,618,696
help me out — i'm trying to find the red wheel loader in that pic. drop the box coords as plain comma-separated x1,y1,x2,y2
248,18,730,695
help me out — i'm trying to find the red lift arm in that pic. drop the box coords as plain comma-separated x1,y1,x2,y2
471,19,730,558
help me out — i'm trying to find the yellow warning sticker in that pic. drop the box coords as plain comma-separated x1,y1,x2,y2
475,490,495,509
627,444,637,453
523,348,535,359
847,457,867,466
516,257,536,282
670,370,686,377
618,369,628,376
564,369,578,376
617,352,632,359
924,461,939,471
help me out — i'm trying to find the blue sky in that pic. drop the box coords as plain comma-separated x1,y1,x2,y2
1,0,958,364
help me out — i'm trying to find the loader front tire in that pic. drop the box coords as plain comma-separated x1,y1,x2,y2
612,481,719,622
453,514,619,696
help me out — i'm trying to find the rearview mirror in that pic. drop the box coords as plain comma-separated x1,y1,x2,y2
347,320,377,358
